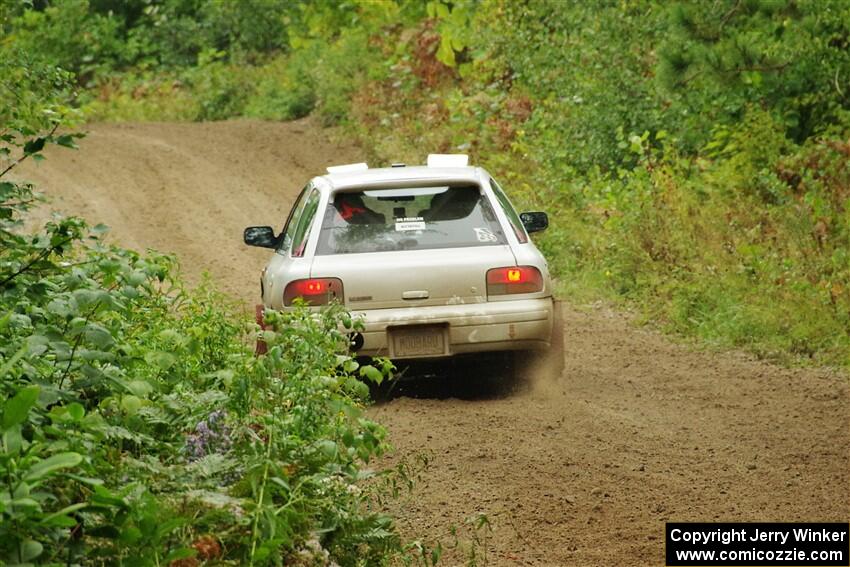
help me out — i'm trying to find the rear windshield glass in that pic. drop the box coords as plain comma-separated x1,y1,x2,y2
315,184,507,255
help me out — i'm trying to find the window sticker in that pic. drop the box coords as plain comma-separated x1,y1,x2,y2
474,227,498,242
395,216,426,231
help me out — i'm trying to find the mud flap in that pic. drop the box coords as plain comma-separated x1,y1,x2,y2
255,304,268,356
509,299,565,386
546,299,566,380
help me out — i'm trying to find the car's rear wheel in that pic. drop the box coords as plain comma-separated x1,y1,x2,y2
470,351,520,396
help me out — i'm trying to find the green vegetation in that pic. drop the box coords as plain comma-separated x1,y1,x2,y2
0,52,441,566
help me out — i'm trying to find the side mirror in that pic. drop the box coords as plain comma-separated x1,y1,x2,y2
243,226,278,248
520,211,548,233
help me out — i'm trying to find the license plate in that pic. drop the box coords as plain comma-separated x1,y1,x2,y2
389,325,447,358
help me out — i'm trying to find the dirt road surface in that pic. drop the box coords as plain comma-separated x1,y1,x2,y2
17,121,849,566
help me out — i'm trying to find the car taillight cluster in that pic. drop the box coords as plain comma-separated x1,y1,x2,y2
486,266,543,296
283,278,344,306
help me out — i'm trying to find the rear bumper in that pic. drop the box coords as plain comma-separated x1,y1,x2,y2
351,297,554,359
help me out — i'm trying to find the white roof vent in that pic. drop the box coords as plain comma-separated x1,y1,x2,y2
326,162,369,174
426,153,469,167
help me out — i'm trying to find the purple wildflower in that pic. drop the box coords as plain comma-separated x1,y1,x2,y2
185,410,232,461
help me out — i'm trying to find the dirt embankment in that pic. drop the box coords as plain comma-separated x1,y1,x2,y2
19,119,362,299
17,121,849,566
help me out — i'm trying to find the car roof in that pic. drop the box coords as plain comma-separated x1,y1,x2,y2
318,165,485,191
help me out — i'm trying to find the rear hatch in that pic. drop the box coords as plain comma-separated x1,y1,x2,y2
310,246,516,309
309,183,517,309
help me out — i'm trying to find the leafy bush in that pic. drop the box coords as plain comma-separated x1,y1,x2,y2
82,72,200,123
657,0,850,146
244,56,316,121
183,51,254,121
0,69,431,565
2,0,127,82
561,108,850,363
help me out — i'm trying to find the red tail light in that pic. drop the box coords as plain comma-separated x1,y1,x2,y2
284,278,344,306
486,266,543,296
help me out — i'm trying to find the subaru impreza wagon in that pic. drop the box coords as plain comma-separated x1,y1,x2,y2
244,154,562,379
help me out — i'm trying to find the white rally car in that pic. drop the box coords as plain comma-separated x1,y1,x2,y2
244,154,563,379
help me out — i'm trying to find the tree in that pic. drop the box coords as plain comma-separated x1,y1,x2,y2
657,0,850,145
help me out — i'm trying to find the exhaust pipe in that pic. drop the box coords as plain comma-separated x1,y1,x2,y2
348,332,364,352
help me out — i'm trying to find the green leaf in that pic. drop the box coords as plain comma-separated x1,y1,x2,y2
63,473,104,486
343,358,359,373
46,298,73,317
345,377,369,399
84,322,114,349
144,351,177,371
3,426,23,455
360,364,383,385
66,402,85,421
121,395,142,415
55,134,79,149
41,514,77,528
431,544,443,564
0,344,29,385
24,452,84,482
124,380,154,397
436,37,456,67
10,497,40,511
316,439,338,459
0,310,12,331
92,485,127,508
118,525,142,543
23,137,46,155
2,385,40,430
155,517,186,538
41,502,87,526
19,539,43,561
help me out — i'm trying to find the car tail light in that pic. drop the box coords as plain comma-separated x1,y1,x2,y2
283,278,344,306
486,266,543,296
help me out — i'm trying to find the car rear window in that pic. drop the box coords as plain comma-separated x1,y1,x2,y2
489,178,529,243
315,184,507,255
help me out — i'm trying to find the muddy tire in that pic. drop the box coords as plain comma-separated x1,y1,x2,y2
455,352,513,396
